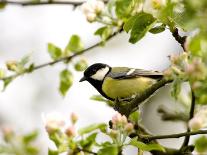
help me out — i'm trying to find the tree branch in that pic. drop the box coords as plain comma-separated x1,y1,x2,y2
139,129,207,141
170,28,186,51
0,0,108,6
0,29,123,82
115,79,172,116
0,0,83,6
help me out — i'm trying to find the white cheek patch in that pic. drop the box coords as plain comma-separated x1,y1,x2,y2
126,69,135,75
91,67,109,81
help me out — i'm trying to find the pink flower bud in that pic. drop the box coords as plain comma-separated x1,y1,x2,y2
2,126,14,142
124,123,134,133
121,115,128,124
43,112,65,134
112,113,122,125
65,126,76,137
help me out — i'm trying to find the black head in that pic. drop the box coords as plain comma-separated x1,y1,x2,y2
79,63,111,82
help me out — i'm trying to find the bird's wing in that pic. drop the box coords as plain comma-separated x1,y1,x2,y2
109,67,163,79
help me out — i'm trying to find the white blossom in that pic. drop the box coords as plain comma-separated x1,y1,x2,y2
81,0,105,22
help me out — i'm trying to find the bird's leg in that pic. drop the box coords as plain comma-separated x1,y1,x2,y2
114,97,132,116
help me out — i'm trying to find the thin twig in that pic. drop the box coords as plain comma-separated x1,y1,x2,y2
0,29,123,81
0,0,83,6
0,0,108,6
139,129,207,141
181,90,196,148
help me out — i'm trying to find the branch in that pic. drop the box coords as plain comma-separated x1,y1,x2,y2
181,90,196,148
0,29,123,82
139,129,207,141
170,28,186,51
115,79,172,116
0,1,82,6
0,0,108,6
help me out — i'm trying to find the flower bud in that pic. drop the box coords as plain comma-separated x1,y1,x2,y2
189,117,203,131
65,126,76,137
43,112,65,134
2,126,14,142
163,68,172,78
94,0,105,14
124,123,134,133
185,64,195,75
109,129,118,138
112,113,122,125
6,60,17,71
169,54,179,65
70,112,78,124
121,115,128,124
86,13,97,22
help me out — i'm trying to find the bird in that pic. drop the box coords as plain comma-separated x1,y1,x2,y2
79,63,163,101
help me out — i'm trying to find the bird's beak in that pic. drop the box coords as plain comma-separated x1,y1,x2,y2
79,76,87,82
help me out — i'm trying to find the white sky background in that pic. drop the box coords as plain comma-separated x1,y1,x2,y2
0,4,188,155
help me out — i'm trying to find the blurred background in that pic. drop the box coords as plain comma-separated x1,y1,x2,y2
0,3,187,154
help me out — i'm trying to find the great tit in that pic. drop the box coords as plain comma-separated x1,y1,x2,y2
79,63,163,101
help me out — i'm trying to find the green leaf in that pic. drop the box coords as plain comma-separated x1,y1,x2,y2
79,133,97,149
130,138,165,152
25,146,39,155
129,13,156,43
59,69,73,96
74,59,88,71
149,25,166,34
129,111,140,124
3,78,13,91
90,95,107,102
48,43,62,60
94,26,112,44
27,64,35,73
48,149,58,155
123,15,138,33
23,130,38,144
90,95,114,107
98,145,118,155
188,34,207,58
115,0,133,19
78,123,107,135
0,2,6,9
66,35,84,53
19,55,30,66
195,136,207,153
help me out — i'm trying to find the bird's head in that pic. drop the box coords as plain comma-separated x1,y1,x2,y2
79,63,111,82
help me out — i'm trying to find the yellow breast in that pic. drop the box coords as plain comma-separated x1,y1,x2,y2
102,77,156,99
